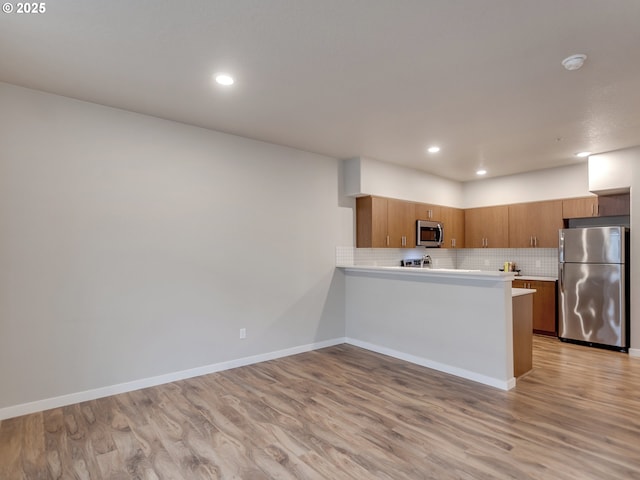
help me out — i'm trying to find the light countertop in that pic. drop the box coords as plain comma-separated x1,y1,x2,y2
338,265,515,282
512,288,536,297
513,275,557,282
338,265,557,282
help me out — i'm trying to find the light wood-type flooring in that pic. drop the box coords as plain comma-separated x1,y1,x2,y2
1,336,640,479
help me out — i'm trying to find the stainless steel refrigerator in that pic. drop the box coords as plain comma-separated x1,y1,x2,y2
558,226,630,350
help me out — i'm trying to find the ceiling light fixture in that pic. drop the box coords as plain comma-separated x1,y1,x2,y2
476,169,487,176
214,73,234,86
575,151,591,158
562,54,587,71
427,146,440,153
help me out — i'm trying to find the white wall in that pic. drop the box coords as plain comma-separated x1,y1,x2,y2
589,147,640,354
344,157,464,207
462,163,592,208
589,150,634,194
0,83,351,414
632,150,640,355
344,157,593,209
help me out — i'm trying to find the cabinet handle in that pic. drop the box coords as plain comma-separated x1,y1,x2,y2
401,236,406,247
485,238,489,248
386,235,390,247
534,236,538,247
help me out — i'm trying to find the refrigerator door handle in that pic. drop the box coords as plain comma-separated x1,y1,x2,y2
558,231,565,263
559,263,564,292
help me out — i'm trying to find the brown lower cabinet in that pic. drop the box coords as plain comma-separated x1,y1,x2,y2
512,293,533,377
513,279,557,336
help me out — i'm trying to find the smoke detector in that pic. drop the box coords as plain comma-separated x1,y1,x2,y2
562,54,587,71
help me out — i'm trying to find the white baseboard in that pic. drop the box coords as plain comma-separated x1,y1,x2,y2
0,337,347,421
629,347,640,358
345,338,516,391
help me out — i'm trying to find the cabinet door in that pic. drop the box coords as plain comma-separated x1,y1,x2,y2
388,199,415,248
597,193,630,216
464,208,485,248
512,280,557,336
465,206,509,248
533,201,563,247
512,279,527,289
508,203,533,248
440,207,465,248
531,280,557,336
356,196,388,248
484,205,509,248
509,200,562,248
562,196,598,218
415,203,442,222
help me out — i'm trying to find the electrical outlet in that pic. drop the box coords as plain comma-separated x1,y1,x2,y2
239,328,246,339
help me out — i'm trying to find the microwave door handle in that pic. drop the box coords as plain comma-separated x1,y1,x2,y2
438,223,443,242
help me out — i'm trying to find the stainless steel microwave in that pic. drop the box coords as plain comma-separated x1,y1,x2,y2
416,220,444,247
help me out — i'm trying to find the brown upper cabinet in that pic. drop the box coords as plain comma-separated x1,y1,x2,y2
414,203,442,222
562,196,598,218
597,193,630,217
357,196,460,249
356,196,388,248
356,196,415,248
562,193,630,219
388,198,416,248
440,206,465,248
356,194,625,250
464,205,509,248
508,200,563,248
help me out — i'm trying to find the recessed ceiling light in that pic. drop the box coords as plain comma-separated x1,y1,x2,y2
427,146,440,154
214,73,234,86
476,169,487,176
575,151,591,158
562,54,587,71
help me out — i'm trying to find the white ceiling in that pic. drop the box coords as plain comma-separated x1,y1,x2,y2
2,0,640,181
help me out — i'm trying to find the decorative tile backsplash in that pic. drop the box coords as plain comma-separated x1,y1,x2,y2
336,246,558,278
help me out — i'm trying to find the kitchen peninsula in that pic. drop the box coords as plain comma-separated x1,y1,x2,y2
340,266,533,390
